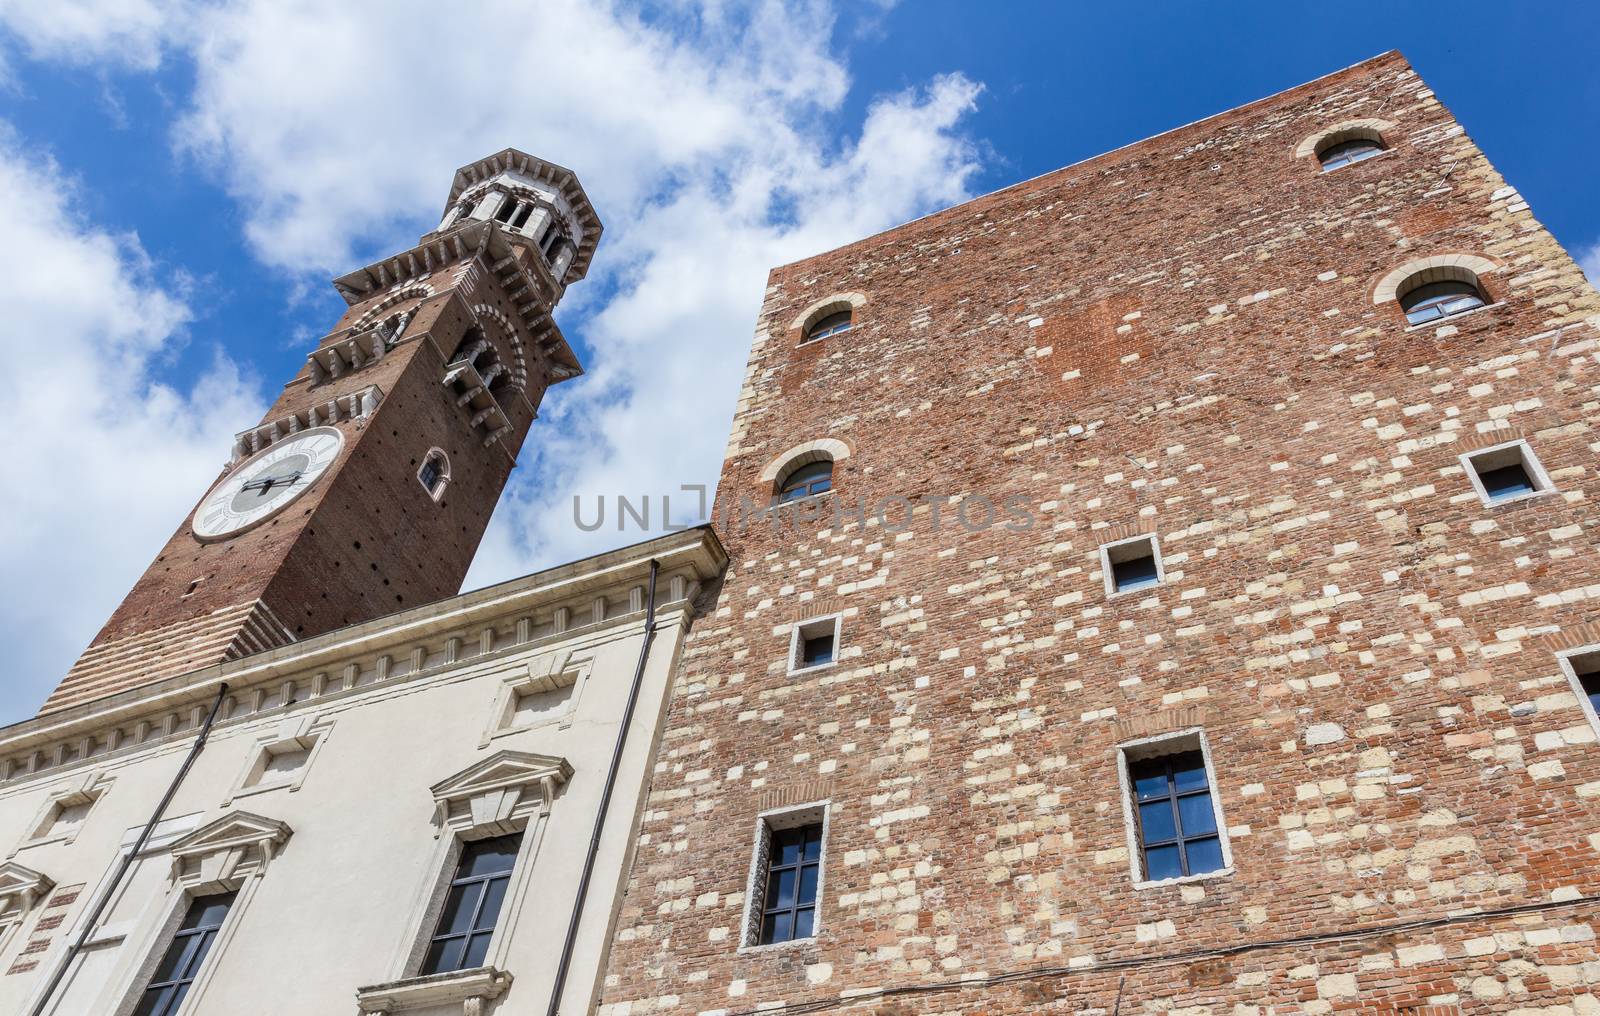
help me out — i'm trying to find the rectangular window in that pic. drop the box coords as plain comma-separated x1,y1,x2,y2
1130,750,1224,881
759,823,822,945
789,615,840,674
1101,534,1164,597
1461,440,1553,506
133,892,236,1016
421,833,522,974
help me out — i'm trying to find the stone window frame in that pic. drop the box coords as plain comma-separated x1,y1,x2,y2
737,799,831,952
479,650,592,748
1555,644,1600,741
360,751,571,1014
1458,438,1555,509
1294,118,1397,170
788,614,843,677
1114,728,1234,890
1099,533,1166,599
0,862,52,954
417,447,452,502
221,715,336,807
1371,254,1501,331
13,771,113,853
758,438,852,504
789,292,867,346
100,811,291,1016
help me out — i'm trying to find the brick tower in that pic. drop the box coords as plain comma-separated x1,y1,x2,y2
598,53,1600,1014
47,150,601,714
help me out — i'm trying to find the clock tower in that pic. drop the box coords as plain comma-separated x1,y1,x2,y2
44,149,601,714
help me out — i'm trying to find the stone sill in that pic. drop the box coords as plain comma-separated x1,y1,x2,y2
355,966,512,1013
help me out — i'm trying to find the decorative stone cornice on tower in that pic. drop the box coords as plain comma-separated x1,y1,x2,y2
439,147,602,283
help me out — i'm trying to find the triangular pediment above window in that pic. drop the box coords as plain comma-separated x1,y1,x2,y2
0,862,52,919
430,750,572,837
168,811,293,893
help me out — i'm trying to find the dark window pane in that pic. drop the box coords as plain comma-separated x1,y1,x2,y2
1581,669,1600,713
1143,844,1182,881
760,910,791,945
804,310,853,342
183,895,236,930
475,877,510,932
436,883,480,936
769,867,797,910
1178,793,1218,836
1171,754,1208,793
1478,462,1534,500
1132,768,1168,801
421,936,462,975
149,933,202,984
802,828,822,862
1401,280,1484,324
794,907,815,939
463,930,494,968
801,634,834,667
774,828,805,865
1138,800,1177,842
777,461,833,502
133,984,177,1016
1112,553,1159,592
459,835,521,878
798,864,819,905
1186,836,1225,874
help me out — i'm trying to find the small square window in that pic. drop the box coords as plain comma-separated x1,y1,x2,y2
1100,535,1164,597
1461,440,1552,506
1118,731,1232,888
788,616,840,674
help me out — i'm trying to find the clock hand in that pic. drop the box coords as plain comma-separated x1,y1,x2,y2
241,471,304,494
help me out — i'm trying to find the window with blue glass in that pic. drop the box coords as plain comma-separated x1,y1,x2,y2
775,460,833,503
1129,749,1225,882
802,309,853,343
1400,278,1486,326
1464,441,1549,506
1104,535,1163,596
1317,136,1386,171
790,616,839,673
757,821,823,945
421,833,521,974
133,892,236,1016
1569,654,1600,722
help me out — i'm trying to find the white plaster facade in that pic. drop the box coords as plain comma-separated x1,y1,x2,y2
0,528,724,1016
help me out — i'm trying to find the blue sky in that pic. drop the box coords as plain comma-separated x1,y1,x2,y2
0,0,1596,721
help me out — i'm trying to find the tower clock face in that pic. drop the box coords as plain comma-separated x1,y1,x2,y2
192,427,344,540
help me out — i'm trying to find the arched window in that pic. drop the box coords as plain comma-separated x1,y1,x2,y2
802,310,853,344
1317,137,1386,171
1400,278,1487,326
418,449,451,501
775,460,833,503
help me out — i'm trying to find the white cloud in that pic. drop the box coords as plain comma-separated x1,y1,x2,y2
1579,241,1600,291
0,0,185,70
0,0,983,713
0,128,264,717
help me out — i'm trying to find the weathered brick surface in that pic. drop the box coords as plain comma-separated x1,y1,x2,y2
598,52,1600,1014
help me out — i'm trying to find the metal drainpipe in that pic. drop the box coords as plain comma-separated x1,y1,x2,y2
544,559,660,1016
27,682,229,1016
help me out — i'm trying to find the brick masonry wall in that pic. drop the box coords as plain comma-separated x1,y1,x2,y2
597,52,1600,1014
